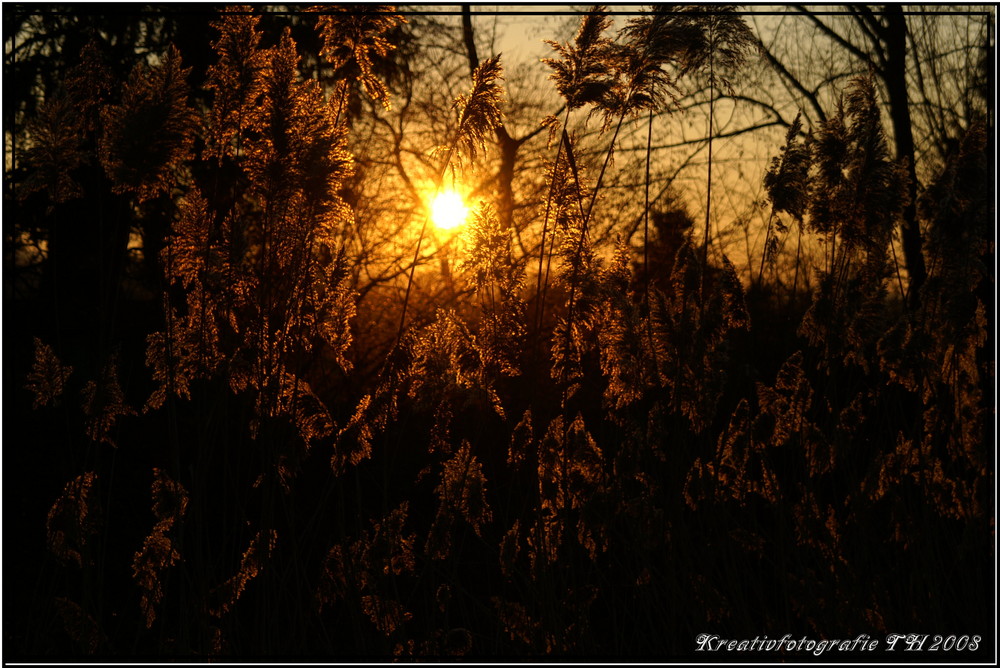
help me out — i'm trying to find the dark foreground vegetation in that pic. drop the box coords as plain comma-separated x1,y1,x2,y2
4,4,994,661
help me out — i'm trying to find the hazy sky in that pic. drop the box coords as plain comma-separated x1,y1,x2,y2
465,4,581,67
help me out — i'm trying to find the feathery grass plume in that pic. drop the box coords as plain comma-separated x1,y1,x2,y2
499,519,523,578
533,138,589,324
209,529,278,618
245,29,304,195
64,41,115,132
318,505,415,639
426,403,457,457
450,54,505,167
868,429,982,524
492,598,543,650
363,502,417,581
409,309,504,418
756,351,833,479
598,241,653,412
239,27,355,307
228,361,337,460
792,490,846,572
150,468,189,523
807,74,904,262
528,418,567,573
316,543,349,612
761,113,810,281
677,5,755,94
563,414,608,560
317,503,415,614
806,98,849,242
144,289,223,412
426,441,493,559
840,74,906,255
154,21,355,478
913,124,990,468
799,75,904,372
132,468,189,628
281,371,337,447
531,413,607,569
460,203,526,378
543,5,617,110
99,46,198,202
605,5,704,120
508,409,533,470
46,472,100,568
163,189,225,292
145,199,226,412
323,501,416,592
549,190,604,405
303,222,359,371
756,351,814,449
205,6,267,160
548,139,589,234
313,4,406,111
54,597,105,655
873,124,991,524
242,26,354,226
361,594,412,636
650,239,702,402
230,367,338,489
918,122,991,294
80,351,136,447
650,241,748,433
19,41,112,203
676,6,755,267
333,393,379,474
882,123,991,393
26,337,73,409
799,271,889,374
333,342,410,474
19,94,86,203
764,114,810,221
684,398,779,509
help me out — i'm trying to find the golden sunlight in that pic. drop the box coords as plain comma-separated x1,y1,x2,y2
430,190,469,231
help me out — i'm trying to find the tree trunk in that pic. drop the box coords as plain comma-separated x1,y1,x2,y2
883,4,926,305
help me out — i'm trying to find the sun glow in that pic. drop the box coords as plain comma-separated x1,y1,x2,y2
430,190,469,231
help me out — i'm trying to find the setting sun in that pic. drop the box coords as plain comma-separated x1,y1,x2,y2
430,190,469,230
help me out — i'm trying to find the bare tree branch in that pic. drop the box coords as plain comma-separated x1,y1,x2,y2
793,5,881,74
849,5,888,69
758,38,827,123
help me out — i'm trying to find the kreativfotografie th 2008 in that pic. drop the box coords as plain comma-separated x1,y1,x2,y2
695,633,983,656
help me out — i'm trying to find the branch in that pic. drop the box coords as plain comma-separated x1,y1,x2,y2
371,112,422,205
793,5,882,75
589,119,788,156
848,5,888,69
727,95,797,128
758,39,827,124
